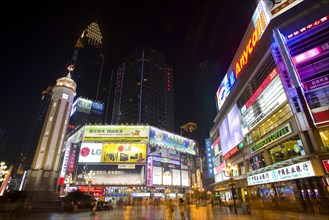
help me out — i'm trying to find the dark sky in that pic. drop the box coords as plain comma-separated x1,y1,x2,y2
0,0,256,165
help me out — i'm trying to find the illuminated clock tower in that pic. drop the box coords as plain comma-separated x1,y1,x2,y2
24,66,76,192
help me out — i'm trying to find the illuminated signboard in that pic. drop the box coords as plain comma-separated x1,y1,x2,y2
70,99,78,117
152,166,162,185
78,143,102,163
247,160,314,186
149,127,196,155
216,2,269,112
83,125,149,142
172,169,181,186
205,138,214,177
152,156,180,165
219,104,243,159
287,15,328,40
251,123,292,152
101,143,147,163
76,97,92,114
241,70,287,135
148,145,180,160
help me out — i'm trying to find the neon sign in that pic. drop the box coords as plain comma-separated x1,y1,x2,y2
216,2,269,112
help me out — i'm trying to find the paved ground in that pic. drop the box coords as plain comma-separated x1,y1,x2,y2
3,205,328,220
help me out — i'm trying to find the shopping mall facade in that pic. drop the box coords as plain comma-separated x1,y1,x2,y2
58,125,197,204
209,0,329,214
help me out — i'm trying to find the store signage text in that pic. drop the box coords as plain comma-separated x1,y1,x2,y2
322,159,329,173
247,160,315,185
287,15,328,39
252,123,292,152
235,11,267,77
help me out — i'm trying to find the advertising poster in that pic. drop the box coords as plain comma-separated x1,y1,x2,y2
83,125,149,142
152,166,163,185
205,138,214,177
148,145,169,157
172,169,181,186
163,167,172,185
149,127,196,155
181,170,189,186
101,143,147,163
78,143,103,163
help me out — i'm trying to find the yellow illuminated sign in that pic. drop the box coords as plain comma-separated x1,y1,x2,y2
101,143,146,163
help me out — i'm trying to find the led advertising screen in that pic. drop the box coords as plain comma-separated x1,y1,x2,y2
219,104,243,159
83,125,149,142
149,127,196,155
102,143,147,163
78,143,103,163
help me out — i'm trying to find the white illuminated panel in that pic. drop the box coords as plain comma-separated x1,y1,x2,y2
152,166,162,185
172,169,181,186
181,170,189,186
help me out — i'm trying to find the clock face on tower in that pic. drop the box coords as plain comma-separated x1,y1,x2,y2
62,93,69,99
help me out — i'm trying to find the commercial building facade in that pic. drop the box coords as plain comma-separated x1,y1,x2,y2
209,0,329,214
59,125,196,203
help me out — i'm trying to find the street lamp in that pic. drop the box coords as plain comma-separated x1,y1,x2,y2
0,162,9,182
85,170,95,194
164,188,171,201
64,173,73,196
207,191,212,200
127,187,132,205
224,162,237,214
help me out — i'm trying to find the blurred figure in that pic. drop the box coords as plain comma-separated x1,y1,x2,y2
91,199,97,215
179,198,186,220
167,199,175,220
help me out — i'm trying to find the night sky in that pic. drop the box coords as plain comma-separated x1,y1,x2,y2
0,0,256,165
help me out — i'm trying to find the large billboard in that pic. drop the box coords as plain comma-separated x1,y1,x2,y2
181,170,189,187
83,125,149,142
219,104,243,159
149,127,196,155
147,145,180,160
101,143,147,163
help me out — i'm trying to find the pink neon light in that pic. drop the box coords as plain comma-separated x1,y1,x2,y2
294,47,321,64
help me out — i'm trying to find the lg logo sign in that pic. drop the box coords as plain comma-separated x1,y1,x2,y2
80,147,101,157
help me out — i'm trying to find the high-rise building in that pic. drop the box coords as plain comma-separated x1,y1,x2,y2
23,69,76,192
69,22,109,121
111,47,174,132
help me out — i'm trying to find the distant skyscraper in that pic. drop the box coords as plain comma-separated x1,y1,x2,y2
111,47,174,131
69,22,109,120
16,86,53,175
23,69,76,192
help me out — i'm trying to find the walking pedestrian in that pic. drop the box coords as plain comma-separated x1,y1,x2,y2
179,198,186,220
167,199,175,220
91,199,97,215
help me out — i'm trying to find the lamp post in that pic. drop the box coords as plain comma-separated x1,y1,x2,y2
224,162,237,214
85,170,95,195
127,187,132,205
164,188,171,201
64,173,73,196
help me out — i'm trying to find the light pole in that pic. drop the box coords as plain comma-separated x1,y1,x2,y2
127,187,132,205
224,162,237,214
64,173,73,196
85,170,95,195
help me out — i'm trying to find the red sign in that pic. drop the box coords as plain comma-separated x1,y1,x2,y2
322,159,329,173
223,146,239,160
